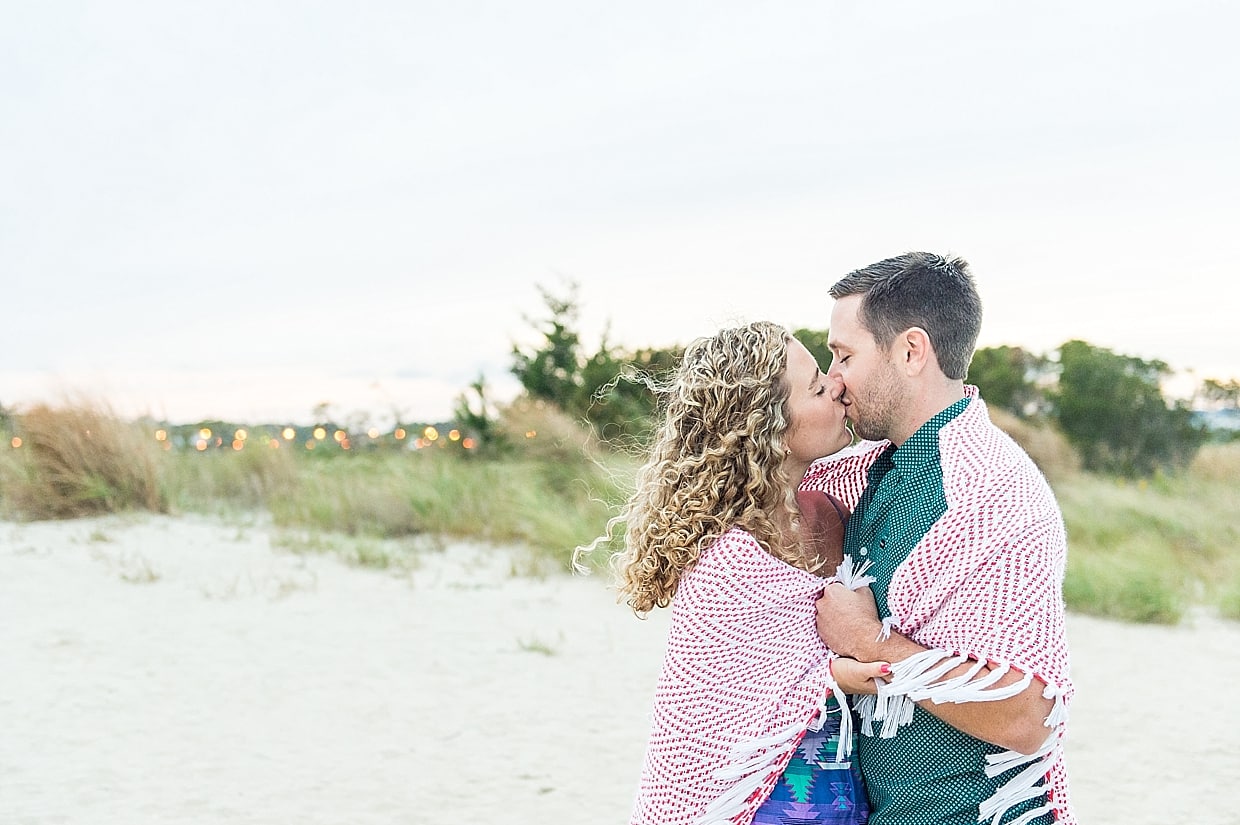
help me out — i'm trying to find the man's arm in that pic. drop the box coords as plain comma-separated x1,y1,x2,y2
816,583,1054,755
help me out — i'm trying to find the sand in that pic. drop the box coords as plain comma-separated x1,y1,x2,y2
2,513,1238,824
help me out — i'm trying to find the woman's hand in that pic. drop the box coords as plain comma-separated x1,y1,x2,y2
830,656,890,694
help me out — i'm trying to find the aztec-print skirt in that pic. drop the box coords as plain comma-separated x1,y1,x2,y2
750,695,868,825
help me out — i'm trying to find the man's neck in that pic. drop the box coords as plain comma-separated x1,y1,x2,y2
890,380,966,447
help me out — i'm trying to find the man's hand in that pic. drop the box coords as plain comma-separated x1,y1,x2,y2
816,582,884,661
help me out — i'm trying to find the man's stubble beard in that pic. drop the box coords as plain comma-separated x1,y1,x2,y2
848,360,906,443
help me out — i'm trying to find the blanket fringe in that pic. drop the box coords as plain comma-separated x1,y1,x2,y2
855,646,1069,825
695,716,802,825
697,668,854,825
857,648,1036,741
816,657,855,762
830,554,875,590
979,729,1060,825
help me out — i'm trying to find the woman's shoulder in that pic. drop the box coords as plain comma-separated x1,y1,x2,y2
708,526,764,555
696,527,775,572
700,528,819,583
685,527,820,603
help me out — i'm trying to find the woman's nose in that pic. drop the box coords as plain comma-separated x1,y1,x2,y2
828,374,846,401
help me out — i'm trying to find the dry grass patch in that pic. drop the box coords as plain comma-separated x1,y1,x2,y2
1,400,166,519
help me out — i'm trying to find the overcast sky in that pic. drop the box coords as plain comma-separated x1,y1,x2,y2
3,1,1237,425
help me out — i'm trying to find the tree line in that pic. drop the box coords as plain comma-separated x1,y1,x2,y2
464,282,1239,478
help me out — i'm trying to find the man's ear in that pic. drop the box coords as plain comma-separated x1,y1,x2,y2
901,327,933,376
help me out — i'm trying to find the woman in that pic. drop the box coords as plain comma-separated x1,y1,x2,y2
581,322,884,825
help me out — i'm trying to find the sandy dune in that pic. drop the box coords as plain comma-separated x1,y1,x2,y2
2,514,1237,824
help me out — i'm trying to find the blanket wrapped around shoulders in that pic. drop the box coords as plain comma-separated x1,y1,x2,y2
801,391,1076,825
632,527,844,825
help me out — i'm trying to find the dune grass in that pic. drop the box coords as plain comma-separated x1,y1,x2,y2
0,401,166,518
0,398,633,574
264,450,630,558
161,439,299,513
1,398,1236,624
1053,443,1240,623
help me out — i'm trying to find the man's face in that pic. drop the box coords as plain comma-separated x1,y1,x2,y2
827,295,907,442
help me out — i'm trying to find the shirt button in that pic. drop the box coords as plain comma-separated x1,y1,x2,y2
860,546,869,556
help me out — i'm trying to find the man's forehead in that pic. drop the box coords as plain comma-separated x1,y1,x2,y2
826,331,851,351
828,298,865,345
826,319,859,348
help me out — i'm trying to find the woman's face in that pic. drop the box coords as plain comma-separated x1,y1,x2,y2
782,337,851,468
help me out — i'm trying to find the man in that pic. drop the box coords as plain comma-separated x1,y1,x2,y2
801,252,1075,825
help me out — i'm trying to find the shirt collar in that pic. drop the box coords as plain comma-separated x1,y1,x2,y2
889,396,971,476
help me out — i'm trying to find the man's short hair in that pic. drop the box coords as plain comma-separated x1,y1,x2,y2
829,252,981,380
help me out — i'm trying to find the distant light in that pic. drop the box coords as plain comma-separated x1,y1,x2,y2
367,428,379,439
155,429,167,442
413,438,425,449
313,427,326,440
333,429,346,443
462,437,476,449
199,428,212,439
235,429,248,441
448,429,461,442
232,440,244,451
196,439,208,452
269,439,280,449
10,436,21,449
305,440,316,450
525,430,537,439
394,428,406,440
282,427,295,440
162,441,172,451
341,439,351,450
423,426,439,441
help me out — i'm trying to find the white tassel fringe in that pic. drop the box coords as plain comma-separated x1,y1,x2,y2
830,554,875,590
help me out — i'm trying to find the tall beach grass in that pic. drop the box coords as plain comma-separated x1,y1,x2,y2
0,400,166,518
1,398,633,570
2,398,1236,624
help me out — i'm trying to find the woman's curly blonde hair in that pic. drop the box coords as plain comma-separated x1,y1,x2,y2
583,321,809,614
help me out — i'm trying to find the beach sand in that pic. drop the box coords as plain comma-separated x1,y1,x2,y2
2,514,1237,824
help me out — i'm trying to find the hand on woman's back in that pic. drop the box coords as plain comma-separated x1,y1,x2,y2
794,489,850,574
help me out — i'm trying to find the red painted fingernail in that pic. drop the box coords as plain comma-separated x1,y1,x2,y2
880,664,891,675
